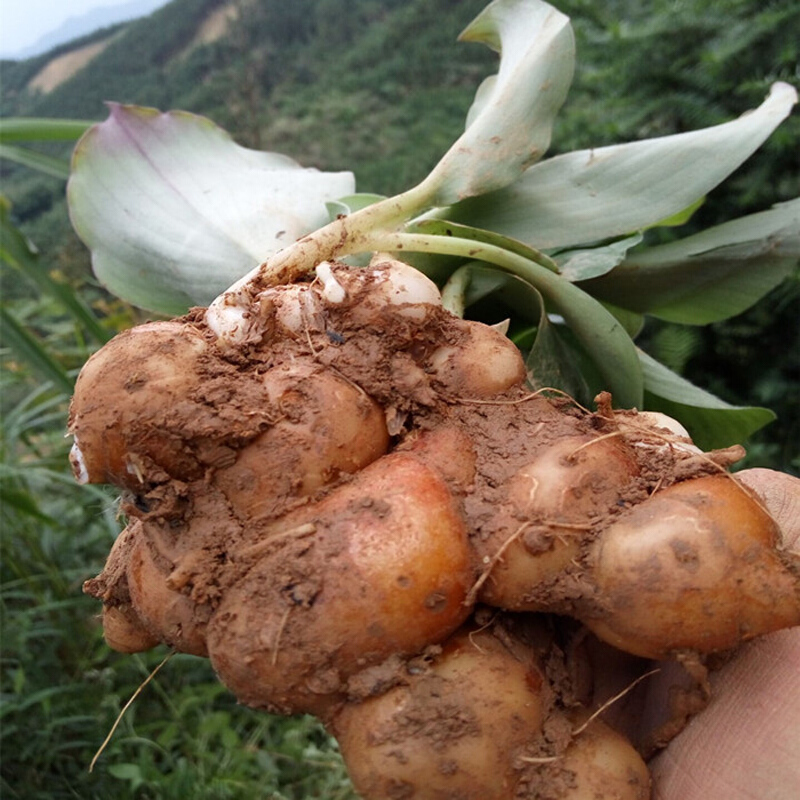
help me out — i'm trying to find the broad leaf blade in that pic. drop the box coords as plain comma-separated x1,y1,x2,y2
423,0,574,204
584,199,800,324
67,104,355,314
599,301,645,339
639,349,775,450
447,82,797,249
646,197,705,230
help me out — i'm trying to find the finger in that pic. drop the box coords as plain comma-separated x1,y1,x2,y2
736,468,800,550
648,627,800,800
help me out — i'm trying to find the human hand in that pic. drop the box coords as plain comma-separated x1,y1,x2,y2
647,469,800,800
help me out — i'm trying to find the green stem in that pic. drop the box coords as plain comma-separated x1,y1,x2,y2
407,217,561,274
341,228,563,286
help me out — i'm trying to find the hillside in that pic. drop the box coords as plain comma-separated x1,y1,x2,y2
3,0,796,205
1,0,798,460
27,38,117,94
20,2,234,94
1,0,493,188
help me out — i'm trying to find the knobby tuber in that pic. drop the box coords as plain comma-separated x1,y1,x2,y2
74,257,800,799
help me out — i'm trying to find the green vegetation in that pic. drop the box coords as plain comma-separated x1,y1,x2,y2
1,0,797,797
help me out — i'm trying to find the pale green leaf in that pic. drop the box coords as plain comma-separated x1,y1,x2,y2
646,197,705,230
446,82,797,249
326,193,385,219
584,199,800,324
599,301,645,339
522,291,592,403
422,0,574,204
639,349,775,449
556,233,643,282
67,104,355,314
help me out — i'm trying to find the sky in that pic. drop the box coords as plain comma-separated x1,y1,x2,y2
0,0,170,59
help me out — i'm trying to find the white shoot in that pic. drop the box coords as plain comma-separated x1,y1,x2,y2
316,261,347,304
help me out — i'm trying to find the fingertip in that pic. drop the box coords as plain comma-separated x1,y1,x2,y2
735,469,800,551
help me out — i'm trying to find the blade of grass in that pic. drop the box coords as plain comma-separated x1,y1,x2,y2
0,144,70,180
0,307,74,394
0,118,94,142
1,207,110,345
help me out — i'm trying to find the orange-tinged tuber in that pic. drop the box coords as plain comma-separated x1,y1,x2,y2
206,451,473,716
68,321,210,487
126,531,210,657
582,474,800,659
428,318,527,398
536,716,651,800
101,603,160,654
213,362,389,521
330,625,549,800
477,434,640,611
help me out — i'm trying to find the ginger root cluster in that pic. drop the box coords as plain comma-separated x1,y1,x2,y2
73,258,800,799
